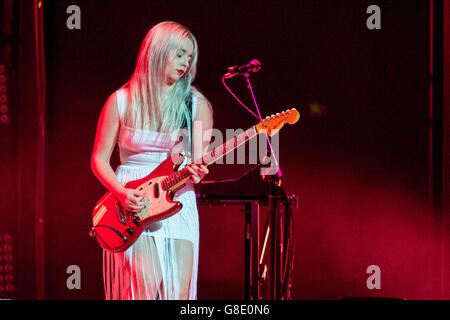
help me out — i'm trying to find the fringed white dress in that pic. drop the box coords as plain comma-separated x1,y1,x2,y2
103,89,199,300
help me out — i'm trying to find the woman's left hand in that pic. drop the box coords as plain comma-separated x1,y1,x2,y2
186,164,209,184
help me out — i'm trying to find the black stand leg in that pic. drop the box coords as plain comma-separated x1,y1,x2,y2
244,201,260,300
244,203,251,300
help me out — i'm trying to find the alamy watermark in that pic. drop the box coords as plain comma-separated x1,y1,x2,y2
66,5,381,31
66,265,81,290
66,5,81,30
169,120,281,176
366,5,381,30
366,265,381,290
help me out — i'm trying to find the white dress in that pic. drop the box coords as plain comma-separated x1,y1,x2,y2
103,89,199,300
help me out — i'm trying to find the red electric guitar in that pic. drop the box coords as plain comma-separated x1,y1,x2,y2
90,109,300,252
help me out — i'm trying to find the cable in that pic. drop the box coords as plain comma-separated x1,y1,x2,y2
221,75,260,120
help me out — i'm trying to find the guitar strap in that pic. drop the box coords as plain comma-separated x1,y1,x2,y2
186,91,193,143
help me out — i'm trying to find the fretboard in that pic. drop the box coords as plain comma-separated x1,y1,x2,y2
162,126,258,190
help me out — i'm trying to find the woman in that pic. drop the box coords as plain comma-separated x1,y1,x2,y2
91,21,213,300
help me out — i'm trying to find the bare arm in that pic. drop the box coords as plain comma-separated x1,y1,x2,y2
90,92,125,198
192,96,214,162
187,96,213,183
91,92,145,211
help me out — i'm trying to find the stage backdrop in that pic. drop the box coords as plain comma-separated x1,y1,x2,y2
41,0,438,299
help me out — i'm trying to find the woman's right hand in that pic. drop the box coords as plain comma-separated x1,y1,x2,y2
116,188,146,213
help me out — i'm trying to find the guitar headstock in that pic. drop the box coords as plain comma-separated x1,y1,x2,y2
255,108,300,136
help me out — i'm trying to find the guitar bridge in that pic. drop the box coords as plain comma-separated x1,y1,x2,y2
115,203,127,224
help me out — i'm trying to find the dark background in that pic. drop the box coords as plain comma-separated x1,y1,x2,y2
38,0,437,299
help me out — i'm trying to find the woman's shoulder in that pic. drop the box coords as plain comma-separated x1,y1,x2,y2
191,88,213,123
191,87,212,111
112,86,132,118
102,90,118,111
115,86,130,101
103,86,128,106
96,90,120,129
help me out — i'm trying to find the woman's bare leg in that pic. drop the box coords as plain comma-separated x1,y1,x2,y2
174,239,194,300
129,236,163,299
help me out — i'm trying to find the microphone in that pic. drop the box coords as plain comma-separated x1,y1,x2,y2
224,59,261,79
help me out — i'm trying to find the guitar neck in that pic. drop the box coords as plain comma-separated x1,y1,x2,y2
201,126,258,165
162,126,258,190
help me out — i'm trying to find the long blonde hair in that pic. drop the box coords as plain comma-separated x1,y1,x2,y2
123,21,200,136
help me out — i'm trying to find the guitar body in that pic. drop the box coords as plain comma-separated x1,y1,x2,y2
90,154,185,253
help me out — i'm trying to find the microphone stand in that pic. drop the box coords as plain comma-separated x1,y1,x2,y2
243,72,282,180
222,70,284,299
221,71,283,180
